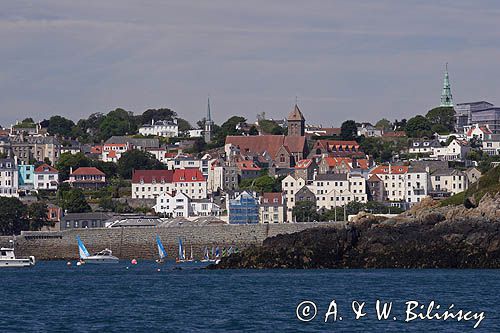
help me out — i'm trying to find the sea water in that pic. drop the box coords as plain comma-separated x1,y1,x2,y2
0,261,498,332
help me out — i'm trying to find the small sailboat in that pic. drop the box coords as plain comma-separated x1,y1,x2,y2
214,246,221,264
176,238,186,263
186,246,194,262
200,246,213,263
77,236,119,264
155,235,167,264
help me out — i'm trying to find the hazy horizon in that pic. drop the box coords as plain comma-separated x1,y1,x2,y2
1,1,499,128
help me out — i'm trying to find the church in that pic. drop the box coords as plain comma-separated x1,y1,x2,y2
225,104,308,168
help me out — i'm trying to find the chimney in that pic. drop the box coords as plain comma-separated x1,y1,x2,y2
70,167,73,175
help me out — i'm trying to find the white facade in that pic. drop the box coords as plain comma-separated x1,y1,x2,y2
139,119,179,138
430,170,467,195
34,168,59,191
187,129,203,138
154,192,190,217
371,167,408,202
0,158,19,197
430,139,470,161
405,171,429,204
409,140,441,154
282,175,307,221
310,174,368,210
483,139,500,155
102,143,130,162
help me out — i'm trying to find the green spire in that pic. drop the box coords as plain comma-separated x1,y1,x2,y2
440,63,453,107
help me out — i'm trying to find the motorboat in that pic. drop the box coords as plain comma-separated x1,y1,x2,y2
0,247,35,268
77,236,119,264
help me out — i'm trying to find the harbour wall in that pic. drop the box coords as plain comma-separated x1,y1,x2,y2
4,222,345,260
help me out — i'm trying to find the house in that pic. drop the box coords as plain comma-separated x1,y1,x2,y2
357,123,383,137
207,161,239,193
165,154,202,171
309,173,367,210
465,167,481,185
139,119,179,138
68,167,106,189
293,186,317,221
34,163,59,190
429,169,467,195
318,156,352,174
154,191,190,217
18,164,34,190
187,129,204,138
228,191,259,224
105,136,159,151
405,169,429,204
0,156,19,197
430,139,471,161
225,135,307,168
482,134,500,155
309,140,362,159
10,135,61,165
102,143,131,162
294,159,317,181
465,124,492,141
60,140,82,155
281,174,307,221
259,192,286,224
408,139,441,155
60,212,114,230
190,199,221,217
131,168,207,199
236,161,261,180
369,165,409,203
367,174,384,202
46,204,62,230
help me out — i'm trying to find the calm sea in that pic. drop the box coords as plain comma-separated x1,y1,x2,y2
0,261,498,332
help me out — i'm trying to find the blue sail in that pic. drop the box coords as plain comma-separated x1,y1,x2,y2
156,235,167,259
178,238,185,260
215,246,220,258
76,236,90,259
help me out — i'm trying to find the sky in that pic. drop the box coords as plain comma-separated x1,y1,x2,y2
1,0,500,128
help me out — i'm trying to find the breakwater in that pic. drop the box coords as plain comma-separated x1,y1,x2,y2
2,222,344,260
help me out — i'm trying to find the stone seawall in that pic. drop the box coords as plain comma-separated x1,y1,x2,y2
12,222,345,260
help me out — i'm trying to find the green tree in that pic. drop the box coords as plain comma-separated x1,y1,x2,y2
99,108,137,141
239,175,277,193
55,152,90,181
177,118,192,132
292,201,319,222
140,108,176,124
61,189,91,213
117,149,165,179
405,115,432,138
340,120,358,140
27,202,53,231
248,126,259,135
425,107,455,134
0,197,28,235
258,119,281,134
47,115,76,137
375,118,392,131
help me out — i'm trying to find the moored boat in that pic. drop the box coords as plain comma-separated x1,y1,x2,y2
77,236,119,264
0,247,35,268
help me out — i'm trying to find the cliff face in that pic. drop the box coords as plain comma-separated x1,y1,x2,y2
214,195,500,269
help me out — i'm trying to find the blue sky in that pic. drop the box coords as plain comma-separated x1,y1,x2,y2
1,0,499,128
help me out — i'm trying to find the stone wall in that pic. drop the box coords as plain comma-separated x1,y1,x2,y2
14,222,345,260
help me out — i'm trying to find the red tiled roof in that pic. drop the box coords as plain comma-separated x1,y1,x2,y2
368,174,382,182
323,157,352,169
295,159,312,169
173,168,205,182
313,140,359,151
382,131,406,137
355,159,369,170
261,192,283,205
91,146,103,154
107,150,117,158
34,163,58,173
72,167,105,176
370,165,408,175
132,170,173,183
467,126,492,136
236,161,261,171
225,135,306,158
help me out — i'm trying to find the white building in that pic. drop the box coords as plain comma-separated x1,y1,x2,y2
187,129,204,138
0,157,19,197
154,192,220,217
465,124,492,141
259,192,286,224
405,169,429,204
310,173,368,210
430,139,471,161
34,163,59,190
132,169,207,200
282,174,307,221
430,169,468,195
409,140,441,155
139,119,178,138
165,154,202,171
369,165,409,202
102,143,131,162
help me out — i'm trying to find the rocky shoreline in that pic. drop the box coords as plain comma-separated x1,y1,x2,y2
213,194,500,269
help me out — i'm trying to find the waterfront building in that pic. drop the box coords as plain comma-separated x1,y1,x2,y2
429,169,467,196
228,191,259,224
259,192,286,224
34,163,59,191
369,165,409,203
60,212,114,230
132,169,207,199
68,167,106,189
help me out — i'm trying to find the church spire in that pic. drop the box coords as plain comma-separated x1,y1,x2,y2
204,96,213,143
206,96,212,122
440,63,453,107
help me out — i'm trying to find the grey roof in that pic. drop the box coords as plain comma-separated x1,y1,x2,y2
159,217,194,227
105,136,159,148
192,216,227,225
62,212,114,221
431,168,464,176
0,158,17,170
410,139,441,148
315,173,348,181
107,217,162,227
410,160,448,173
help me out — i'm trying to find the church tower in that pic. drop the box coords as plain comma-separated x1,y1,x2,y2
204,97,213,143
440,63,453,107
287,104,305,136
